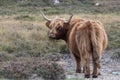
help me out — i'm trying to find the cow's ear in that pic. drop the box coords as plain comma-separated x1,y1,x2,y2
45,21,51,29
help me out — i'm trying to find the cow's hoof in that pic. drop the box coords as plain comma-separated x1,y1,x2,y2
98,72,101,75
85,74,90,78
92,75,98,78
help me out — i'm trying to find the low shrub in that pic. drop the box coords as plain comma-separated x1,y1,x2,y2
0,61,32,79
0,60,66,80
33,61,65,80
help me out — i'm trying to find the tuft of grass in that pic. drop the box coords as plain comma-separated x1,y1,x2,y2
111,51,120,59
15,15,36,21
0,45,16,53
0,52,15,62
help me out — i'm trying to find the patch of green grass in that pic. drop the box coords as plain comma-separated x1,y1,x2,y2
105,21,120,49
0,0,120,16
15,15,35,21
0,45,16,53
0,0,16,6
0,52,15,62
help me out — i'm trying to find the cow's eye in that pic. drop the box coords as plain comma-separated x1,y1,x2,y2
56,26,62,32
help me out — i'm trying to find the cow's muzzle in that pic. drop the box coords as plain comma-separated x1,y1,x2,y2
48,33,56,39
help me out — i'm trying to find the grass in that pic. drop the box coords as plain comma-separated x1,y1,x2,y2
0,18,66,56
0,0,120,16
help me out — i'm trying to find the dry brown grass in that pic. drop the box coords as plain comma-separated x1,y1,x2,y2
0,16,66,56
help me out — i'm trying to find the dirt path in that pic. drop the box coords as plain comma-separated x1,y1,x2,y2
57,49,120,80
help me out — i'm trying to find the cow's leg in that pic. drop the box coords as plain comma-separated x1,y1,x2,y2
92,60,98,78
92,59,101,78
83,66,85,73
82,56,90,78
92,49,102,78
92,57,101,78
74,55,81,73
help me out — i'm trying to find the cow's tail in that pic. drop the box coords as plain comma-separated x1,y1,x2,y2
87,21,101,69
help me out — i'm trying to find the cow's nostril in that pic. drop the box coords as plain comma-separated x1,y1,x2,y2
49,34,55,38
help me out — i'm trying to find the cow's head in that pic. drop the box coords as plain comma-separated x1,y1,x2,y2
41,11,73,40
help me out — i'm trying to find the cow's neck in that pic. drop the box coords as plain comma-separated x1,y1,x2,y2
64,19,84,42
62,19,85,42
62,24,74,42
60,31,68,41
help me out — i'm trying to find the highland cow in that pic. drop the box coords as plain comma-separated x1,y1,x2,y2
41,12,108,78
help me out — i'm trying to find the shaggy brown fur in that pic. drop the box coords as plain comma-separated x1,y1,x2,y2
44,17,108,78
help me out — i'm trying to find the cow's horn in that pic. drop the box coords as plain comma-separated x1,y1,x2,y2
64,14,73,23
41,11,52,21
